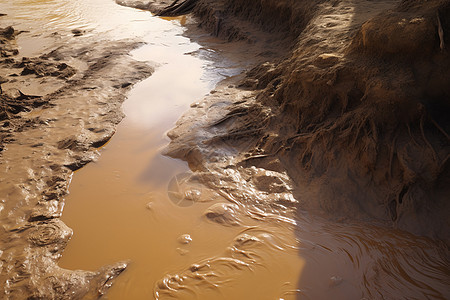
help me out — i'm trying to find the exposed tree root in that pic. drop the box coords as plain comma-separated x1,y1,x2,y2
388,131,398,179
420,115,438,162
210,107,248,126
431,118,450,140
437,11,445,51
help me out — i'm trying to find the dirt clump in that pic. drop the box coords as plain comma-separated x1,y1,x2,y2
0,26,19,57
204,202,241,226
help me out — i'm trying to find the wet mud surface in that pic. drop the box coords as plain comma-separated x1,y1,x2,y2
1,0,450,299
0,1,154,298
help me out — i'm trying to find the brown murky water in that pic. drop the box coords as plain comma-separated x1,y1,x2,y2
35,2,305,298
56,16,306,298
3,0,449,299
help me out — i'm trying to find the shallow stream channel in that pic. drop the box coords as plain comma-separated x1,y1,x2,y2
1,0,449,299
54,4,276,300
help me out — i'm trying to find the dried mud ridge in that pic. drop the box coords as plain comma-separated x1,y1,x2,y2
0,18,153,299
1,0,449,298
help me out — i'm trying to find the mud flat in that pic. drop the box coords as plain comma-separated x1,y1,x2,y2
0,2,155,298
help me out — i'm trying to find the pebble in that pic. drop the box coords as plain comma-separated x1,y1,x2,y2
177,234,192,244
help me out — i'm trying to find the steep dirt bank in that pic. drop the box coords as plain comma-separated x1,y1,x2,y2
0,16,152,299
251,0,450,243
242,0,450,243
137,0,450,244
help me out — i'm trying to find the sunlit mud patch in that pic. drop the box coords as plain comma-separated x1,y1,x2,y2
193,166,298,222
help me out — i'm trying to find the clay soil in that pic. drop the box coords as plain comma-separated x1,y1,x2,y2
1,0,449,298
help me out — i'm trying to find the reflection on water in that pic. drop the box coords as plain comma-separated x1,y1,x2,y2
0,0,164,57
1,0,153,35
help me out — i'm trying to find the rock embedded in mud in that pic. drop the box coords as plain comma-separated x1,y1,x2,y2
71,29,84,36
274,193,298,206
234,233,261,247
167,172,206,206
184,189,201,201
203,203,241,226
177,234,192,244
330,275,343,287
0,26,15,39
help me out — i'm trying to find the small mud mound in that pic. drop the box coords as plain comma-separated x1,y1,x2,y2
203,203,241,226
17,57,76,79
0,26,18,57
167,172,204,207
0,90,47,121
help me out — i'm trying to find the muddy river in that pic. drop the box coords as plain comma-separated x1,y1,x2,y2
1,0,449,299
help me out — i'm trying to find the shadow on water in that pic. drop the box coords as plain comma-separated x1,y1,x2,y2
291,1,450,299
294,212,450,299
